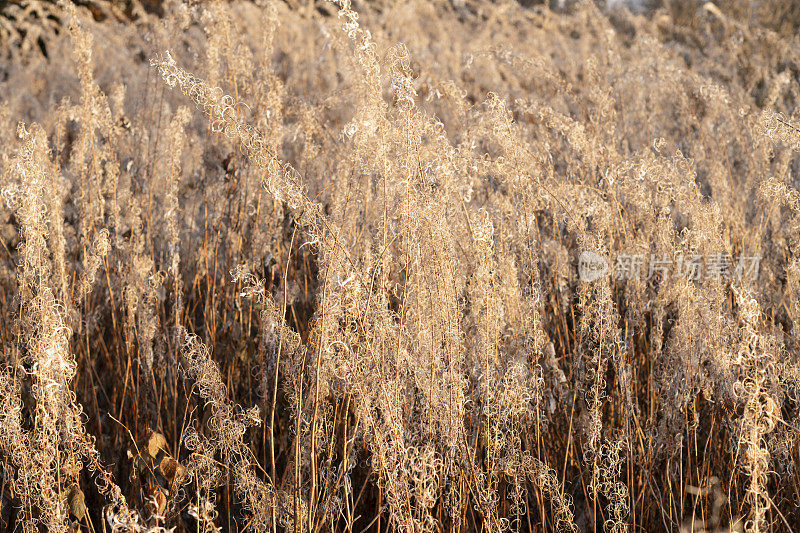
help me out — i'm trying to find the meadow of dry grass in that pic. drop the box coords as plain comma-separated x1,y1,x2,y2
0,0,799,531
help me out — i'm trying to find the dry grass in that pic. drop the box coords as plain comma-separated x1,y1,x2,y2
0,0,799,531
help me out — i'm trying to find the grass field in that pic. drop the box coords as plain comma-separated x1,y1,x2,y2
1,0,800,531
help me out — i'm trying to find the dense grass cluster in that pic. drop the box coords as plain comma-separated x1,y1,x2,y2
1,0,799,531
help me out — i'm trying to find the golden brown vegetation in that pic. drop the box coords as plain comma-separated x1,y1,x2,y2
0,0,799,531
